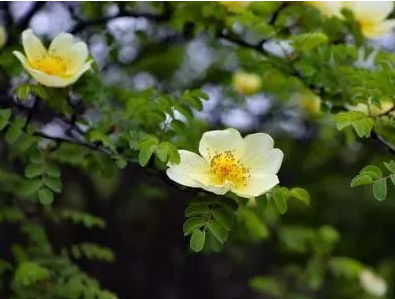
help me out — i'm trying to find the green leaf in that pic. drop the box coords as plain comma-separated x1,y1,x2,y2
292,32,328,50
255,196,268,211
183,217,206,236
29,149,42,164
166,143,180,164
238,207,269,241
373,178,387,201
16,84,31,101
350,174,373,187
273,188,288,214
170,119,187,133
46,164,61,177
185,204,211,217
289,187,310,205
190,229,205,252
0,108,11,131
14,261,50,287
212,207,233,230
155,142,169,162
138,143,157,167
390,174,395,186
19,179,42,195
207,220,228,244
60,209,105,229
334,111,374,138
115,157,127,169
182,90,204,111
384,160,395,173
38,188,54,205
249,276,285,296
44,176,62,193
5,124,23,144
360,165,382,179
329,257,364,279
24,163,42,178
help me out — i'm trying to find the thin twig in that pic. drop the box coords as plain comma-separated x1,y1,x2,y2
70,10,170,34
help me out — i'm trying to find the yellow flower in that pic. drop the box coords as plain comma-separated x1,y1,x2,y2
296,90,322,117
344,1,395,38
0,25,7,49
13,29,92,88
307,1,343,17
346,101,394,117
166,128,283,198
220,1,250,11
308,1,395,38
232,71,262,95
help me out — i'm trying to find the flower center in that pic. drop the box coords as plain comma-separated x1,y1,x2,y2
31,55,69,76
210,150,250,187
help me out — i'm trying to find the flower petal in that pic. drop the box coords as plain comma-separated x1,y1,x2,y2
232,173,279,198
48,33,89,74
66,42,89,73
64,60,93,83
14,51,92,88
242,133,283,175
199,128,244,161
198,181,232,195
362,19,395,38
22,29,46,62
49,32,74,55
243,132,274,157
309,1,343,17
166,150,211,188
345,1,394,22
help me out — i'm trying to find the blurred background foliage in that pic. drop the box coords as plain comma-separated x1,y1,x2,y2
0,1,395,299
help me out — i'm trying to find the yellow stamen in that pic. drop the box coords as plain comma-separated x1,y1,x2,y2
209,150,250,187
31,55,69,76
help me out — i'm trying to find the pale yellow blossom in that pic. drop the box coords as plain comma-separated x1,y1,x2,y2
308,1,395,38
166,128,283,198
13,29,92,88
308,1,343,17
0,25,7,49
232,71,262,95
359,269,387,297
344,1,395,38
296,90,322,117
220,1,250,10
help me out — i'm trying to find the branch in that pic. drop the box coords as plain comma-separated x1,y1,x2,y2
70,10,170,34
217,31,270,56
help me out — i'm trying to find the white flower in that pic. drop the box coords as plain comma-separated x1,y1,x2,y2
295,90,321,117
308,1,344,17
359,269,387,297
13,29,92,88
166,128,283,198
0,25,7,49
232,71,262,95
344,1,395,38
308,1,395,38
